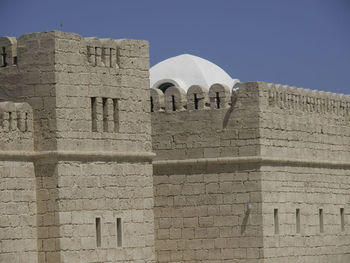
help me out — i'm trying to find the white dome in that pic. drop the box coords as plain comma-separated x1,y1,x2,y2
150,54,239,92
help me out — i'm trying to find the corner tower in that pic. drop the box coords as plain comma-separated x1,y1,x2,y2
0,31,155,263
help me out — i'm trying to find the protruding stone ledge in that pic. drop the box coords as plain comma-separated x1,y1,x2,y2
0,151,156,162
153,156,350,169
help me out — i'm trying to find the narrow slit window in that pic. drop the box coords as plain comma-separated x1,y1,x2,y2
171,95,176,111
24,112,28,131
319,209,324,233
116,218,122,247
91,97,97,132
194,94,199,109
87,46,92,63
341,208,345,231
1,47,7,67
94,47,98,66
113,99,119,132
150,96,154,112
296,209,300,233
13,56,17,65
215,92,220,109
101,48,105,65
109,48,113,67
95,217,101,247
102,98,108,132
274,209,279,234
8,112,12,128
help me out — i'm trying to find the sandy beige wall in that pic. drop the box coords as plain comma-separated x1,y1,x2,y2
261,165,350,263
0,160,37,263
153,162,264,263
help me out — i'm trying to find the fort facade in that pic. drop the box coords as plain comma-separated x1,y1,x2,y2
0,31,349,263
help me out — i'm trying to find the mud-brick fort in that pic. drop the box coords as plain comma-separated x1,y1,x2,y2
0,31,349,263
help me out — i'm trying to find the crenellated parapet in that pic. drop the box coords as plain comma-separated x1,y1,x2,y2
0,101,33,133
151,80,350,117
151,82,261,161
0,101,33,152
150,83,235,113
265,82,350,117
0,37,17,68
0,34,120,71
187,85,208,110
85,37,118,68
257,82,350,162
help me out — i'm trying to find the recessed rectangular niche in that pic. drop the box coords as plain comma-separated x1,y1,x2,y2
341,208,345,231
8,112,12,125
113,99,119,132
171,95,176,111
94,47,98,66
194,93,199,109
150,96,154,112
296,209,300,233
91,97,97,132
215,92,220,109
101,47,106,64
109,48,113,67
274,209,279,234
116,217,122,247
319,209,324,233
24,112,29,131
102,97,108,132
95,217,101,247
1,47,7,67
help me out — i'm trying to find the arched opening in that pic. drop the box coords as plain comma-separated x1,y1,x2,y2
157,82,174,93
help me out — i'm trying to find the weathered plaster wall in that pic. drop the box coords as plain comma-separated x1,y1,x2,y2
151,82,350,262
260,165,350,263
153,162,264,262
0,102,36,263
257,82,350,262
54,33,151,153
259,82,350,162
151,84,265,262
0,160,37,263
34,160,155,263
151,83,261,161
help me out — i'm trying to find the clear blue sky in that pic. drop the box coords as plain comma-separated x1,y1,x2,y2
2,0,350,94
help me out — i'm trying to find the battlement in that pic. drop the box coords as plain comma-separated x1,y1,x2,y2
0,34,112,70
151,81,350,120
151,81,350,163
0,31,151,153
0,101,33,133
150,83,234,112
0,101,33,151
264,82,350,117
0,32,149,75
85,37,118,68
0,37,17,67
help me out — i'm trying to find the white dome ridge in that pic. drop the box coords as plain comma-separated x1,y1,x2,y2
150,54,239,92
